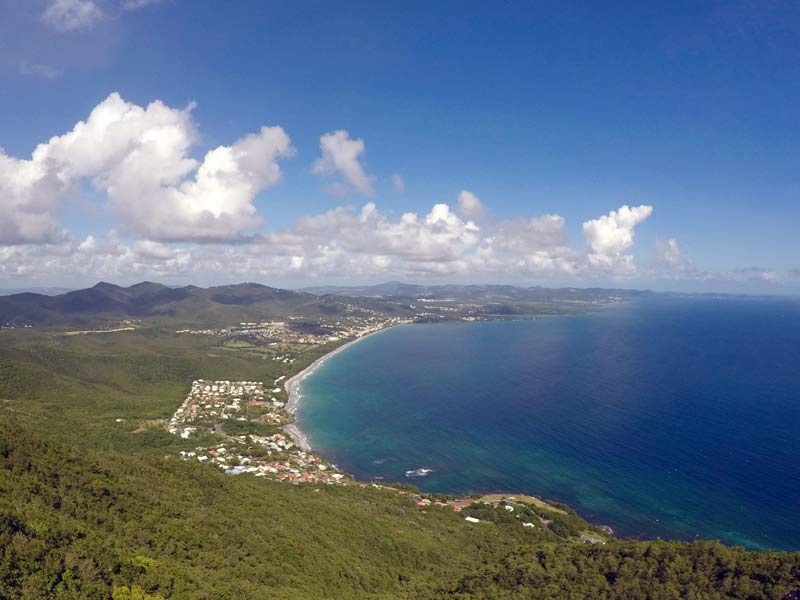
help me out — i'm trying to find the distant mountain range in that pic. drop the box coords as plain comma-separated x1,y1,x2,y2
0,280,661,327
0,287,74,296
0,281,407,327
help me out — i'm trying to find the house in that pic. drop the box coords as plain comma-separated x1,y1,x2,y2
464,516,480,523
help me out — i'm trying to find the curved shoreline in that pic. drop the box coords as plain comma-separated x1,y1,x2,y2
283,326,400,451
280,319,625,542
281,319,623,542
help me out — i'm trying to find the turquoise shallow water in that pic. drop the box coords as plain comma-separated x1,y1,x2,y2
297,297,800,550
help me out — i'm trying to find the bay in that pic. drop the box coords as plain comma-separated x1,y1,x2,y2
297,297,800,550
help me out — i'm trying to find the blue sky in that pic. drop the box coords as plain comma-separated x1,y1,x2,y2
0,0,798,292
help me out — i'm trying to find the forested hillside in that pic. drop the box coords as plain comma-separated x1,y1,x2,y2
1,320,799,599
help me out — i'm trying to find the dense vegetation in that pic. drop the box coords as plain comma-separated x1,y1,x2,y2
1,322,799,599
446,542,800,599
0,416,531,599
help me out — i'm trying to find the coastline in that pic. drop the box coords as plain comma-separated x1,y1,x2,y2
281,318,622,542
283,325,400,451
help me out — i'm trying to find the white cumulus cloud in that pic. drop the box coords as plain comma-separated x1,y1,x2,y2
0,198,667,284
0,94,674,284
481,214,581,275
0,146,69,244
583,204,653,275
312,130,375,196
0,92,294,244
294,202,480,266
132,240,174,260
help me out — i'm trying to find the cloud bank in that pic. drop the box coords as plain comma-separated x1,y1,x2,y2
0,197,653,284
4,91,761,288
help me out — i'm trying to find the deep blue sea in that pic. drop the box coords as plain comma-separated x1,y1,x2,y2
297,297,800,550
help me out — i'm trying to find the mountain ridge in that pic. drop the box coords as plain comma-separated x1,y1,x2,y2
0,281,323,326
0,281,654,327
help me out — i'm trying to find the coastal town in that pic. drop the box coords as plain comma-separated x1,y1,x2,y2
167,315,413,484
164,378,608,542
167,377,346,484
163,312,612,543
164,375,610,542
175,314,413,363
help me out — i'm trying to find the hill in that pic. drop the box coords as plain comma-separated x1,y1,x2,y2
0,282,412,328
3,413,799,600
0,286,799,598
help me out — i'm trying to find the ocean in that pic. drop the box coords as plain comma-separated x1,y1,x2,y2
297,297,800,550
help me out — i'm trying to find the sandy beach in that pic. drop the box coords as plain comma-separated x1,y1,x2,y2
283,326,398,451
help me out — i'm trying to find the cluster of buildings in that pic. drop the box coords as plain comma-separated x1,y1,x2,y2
178,436,346,484
165,315,417,487
176,316,412,348
166,377,604,532
362,485,565,536
163,312,616,538
176,317,410,364
167,379,279,438
332,316,411,339
168,378,346,484
0,322,32,329
176,320,337,345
